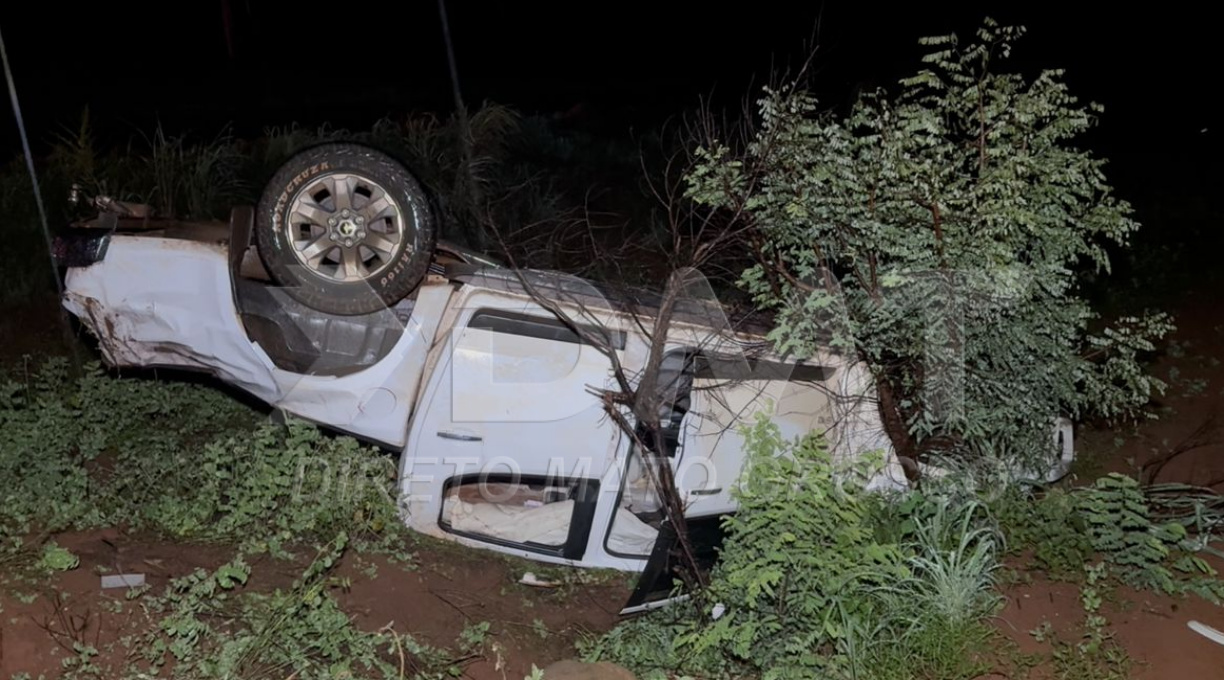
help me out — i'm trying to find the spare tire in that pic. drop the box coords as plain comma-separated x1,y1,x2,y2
254,142,437,315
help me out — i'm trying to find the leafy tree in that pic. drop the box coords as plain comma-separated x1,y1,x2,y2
683,18,1173,478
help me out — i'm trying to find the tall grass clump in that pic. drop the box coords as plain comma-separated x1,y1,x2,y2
861,499,1004,679
580,412,1007,680
142,122,247,219
0,155,56,306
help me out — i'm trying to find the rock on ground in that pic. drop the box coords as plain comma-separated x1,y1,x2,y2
541,659,638,680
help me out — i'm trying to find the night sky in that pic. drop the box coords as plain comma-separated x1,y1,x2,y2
2,2,1218,200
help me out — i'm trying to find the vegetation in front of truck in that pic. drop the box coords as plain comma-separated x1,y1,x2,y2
578,18,1224,680
580,416,1224,680
0,357,410,564
683,18,1174,482
579,413,1005,679
0,356,489,679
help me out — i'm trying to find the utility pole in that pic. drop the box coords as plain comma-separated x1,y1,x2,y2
1,23,81,366
437,0,485,251
220,0,236,63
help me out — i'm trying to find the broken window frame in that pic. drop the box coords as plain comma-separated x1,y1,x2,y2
437,473,603,560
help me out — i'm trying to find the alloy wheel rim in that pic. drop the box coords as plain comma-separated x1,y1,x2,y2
284,172,408,282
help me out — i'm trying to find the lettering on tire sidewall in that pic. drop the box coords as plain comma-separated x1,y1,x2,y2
270,161,332,233
379,240,418,287
264,156,426,294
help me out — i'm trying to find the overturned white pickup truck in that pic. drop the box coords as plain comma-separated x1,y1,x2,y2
53,143,1073,611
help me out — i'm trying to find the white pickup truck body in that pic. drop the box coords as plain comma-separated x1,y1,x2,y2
54,212,1073,610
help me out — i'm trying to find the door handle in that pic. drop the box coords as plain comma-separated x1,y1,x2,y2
437,430,482,442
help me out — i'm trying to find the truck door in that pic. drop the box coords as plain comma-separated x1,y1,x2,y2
619,357,841,612
399,290,633,566
597,347,703,564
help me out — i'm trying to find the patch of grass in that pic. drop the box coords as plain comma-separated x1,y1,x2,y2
858,500,1006,679
861,621,999,680
0,356,413,571
142,122,247,219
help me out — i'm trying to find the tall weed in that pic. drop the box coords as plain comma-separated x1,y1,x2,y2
582,413,1005,680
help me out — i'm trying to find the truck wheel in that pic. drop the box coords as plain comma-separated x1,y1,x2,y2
254,142,437,315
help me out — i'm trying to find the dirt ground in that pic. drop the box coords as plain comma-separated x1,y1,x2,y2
993,569,1224,678
987,282,1224,678
0,528,634,678
2,281,1224,678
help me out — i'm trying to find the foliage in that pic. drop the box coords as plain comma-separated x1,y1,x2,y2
584,432,1224,680
1075,474,1182,591
0,356,529,679
682,17,1174,475
0,154,61,307
142,123,248,219
874,500,1005,631
36,541,81,572
112,415,409,557
0,356,248,549
674,414,908,677
995,473,1224,601
993,486,1093,577
849,494,1004,680
583,414,1004,680
1075,474,1224,599
0,356,410,565
102,533,464,680
576,611,690,680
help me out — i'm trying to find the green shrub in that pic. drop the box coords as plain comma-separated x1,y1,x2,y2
583,413,1004,680
674,414,908,678
682,17,1173,478
995,473,1224,601
993,486,1093,577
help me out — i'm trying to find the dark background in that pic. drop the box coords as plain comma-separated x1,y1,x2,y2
3,3,1216,150
1,1,1217,258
